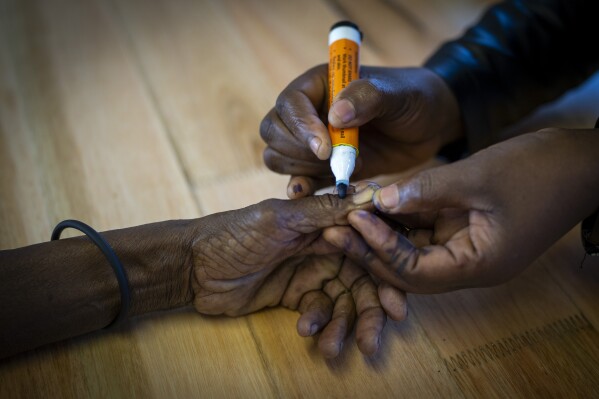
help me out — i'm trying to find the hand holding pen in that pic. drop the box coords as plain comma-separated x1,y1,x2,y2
260,63,463,198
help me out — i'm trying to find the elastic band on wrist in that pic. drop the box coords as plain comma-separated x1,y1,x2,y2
51,219,131,327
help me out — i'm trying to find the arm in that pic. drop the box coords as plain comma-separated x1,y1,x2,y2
0,220,195,359
0,184,406,359
326,128,599,292
425,0,599,151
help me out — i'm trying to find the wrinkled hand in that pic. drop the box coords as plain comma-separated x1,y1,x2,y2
281,254,406,357
189,183,406,357
260,65,462,198
325,129,599,292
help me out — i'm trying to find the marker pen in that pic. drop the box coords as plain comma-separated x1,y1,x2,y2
328,21,362,198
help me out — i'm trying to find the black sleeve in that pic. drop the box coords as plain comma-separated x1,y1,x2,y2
425,0,599,152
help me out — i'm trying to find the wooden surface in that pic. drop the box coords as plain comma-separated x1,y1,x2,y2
1,0,599,397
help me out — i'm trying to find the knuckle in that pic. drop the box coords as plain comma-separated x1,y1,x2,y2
275,88,299,120
252,198,282,224
350,79,386,116
259,113,275,143
390,246,417,277
262,148,281,172
405,171,434,204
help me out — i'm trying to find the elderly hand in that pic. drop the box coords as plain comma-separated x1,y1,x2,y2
189,183,406,357
260,65,462,198
324,129,599,293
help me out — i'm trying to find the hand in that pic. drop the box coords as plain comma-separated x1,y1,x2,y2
260,65,462,198
324,129,599,292
281,254,407,357
189,183,407,357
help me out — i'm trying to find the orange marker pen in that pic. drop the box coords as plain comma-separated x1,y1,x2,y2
328,21,362,198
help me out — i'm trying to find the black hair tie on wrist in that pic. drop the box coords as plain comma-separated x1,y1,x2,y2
51,219,131,327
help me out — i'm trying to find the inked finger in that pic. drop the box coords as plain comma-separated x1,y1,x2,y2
348,210,477,293
348,210,416,264
287,176,332,199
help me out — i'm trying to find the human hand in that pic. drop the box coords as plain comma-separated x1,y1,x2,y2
189,182,407,357
260,65,462,198
324,129,599,292
281,253,407,357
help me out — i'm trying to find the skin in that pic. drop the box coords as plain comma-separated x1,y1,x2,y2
0,183,406,360
260,65,463,198
324,129,599,292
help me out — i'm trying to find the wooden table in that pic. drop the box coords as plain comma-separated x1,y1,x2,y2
1,0,598,397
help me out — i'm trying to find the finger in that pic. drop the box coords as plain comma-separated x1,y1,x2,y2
271,183,378,236
328,74,401,128
335,252,388,354
318,292,356,358
323,225,369,257
378,282,408,322
353,180,380,193
348,210,416,265
296,290,334,337
263,147,329,176
287,176,332,199
276,64,332,160
350,272,387,356
260,109,326,163
347,210,477,293
373,162,483,214
281,255,342,310
323,278,348,301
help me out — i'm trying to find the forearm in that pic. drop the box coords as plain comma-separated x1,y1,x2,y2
425,0,599,151
0,219,195,359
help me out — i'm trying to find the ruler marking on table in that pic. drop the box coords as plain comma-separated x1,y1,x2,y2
443,313,594,372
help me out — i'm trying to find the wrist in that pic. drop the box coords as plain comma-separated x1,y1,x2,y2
106,220,196,317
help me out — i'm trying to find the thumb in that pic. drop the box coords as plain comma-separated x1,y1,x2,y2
328,77,395,128
373,163,480,214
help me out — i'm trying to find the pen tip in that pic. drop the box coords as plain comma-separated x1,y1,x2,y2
337,183,348,199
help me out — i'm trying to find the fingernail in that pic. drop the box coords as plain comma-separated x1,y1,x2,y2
310,324,318,336
330,99,356,125
309,137,321,155
375,186,400,210
352,183,377,205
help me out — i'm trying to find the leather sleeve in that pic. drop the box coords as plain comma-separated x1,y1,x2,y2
425,0,599,152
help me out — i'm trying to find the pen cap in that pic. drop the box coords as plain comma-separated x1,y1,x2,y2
330,145,356,186
329,21,362,45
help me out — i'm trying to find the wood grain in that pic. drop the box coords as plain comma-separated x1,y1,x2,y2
1,0,598,397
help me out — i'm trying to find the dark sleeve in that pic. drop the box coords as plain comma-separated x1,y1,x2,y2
425,0,599,152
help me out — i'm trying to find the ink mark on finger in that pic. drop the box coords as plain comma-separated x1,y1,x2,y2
293,184,303,194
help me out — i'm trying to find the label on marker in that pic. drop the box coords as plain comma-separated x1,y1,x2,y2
328,36,360,150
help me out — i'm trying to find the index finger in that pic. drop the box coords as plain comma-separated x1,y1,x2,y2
275,65,331,160
324,211,476,293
